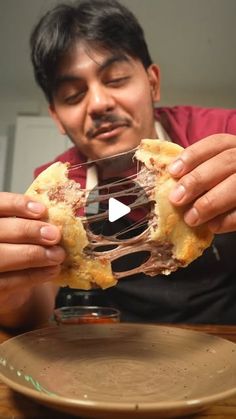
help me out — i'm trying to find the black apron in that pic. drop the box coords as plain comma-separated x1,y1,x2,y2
56,214,236,324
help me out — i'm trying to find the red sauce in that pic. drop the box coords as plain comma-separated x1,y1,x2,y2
60,315,119,325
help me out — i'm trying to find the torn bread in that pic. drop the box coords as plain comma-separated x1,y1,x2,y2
135,139,213,272
25,162,117,290
25,139,213,289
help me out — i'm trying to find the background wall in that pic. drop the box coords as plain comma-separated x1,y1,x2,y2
0,0,236,135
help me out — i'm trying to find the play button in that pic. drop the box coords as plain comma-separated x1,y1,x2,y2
108,197,131,222
84,176,150,239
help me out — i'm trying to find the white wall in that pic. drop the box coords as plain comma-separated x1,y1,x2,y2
0,0,235,188
11,116,71,193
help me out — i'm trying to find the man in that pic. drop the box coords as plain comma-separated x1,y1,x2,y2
0,0,236,329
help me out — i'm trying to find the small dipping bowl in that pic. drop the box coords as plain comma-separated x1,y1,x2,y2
54,306,120,325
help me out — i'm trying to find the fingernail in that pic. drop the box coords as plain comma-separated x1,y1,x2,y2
27,201,45,214
169,159,184,175
184,208,199,226
40,226,59,241
46,246,65,262
169,184,186,202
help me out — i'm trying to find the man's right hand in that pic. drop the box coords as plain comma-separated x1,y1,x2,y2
0,192,65,314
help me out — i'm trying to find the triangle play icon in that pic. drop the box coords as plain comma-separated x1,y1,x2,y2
108,197,131,222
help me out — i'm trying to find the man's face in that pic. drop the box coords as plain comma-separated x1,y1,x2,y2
49,43,160,161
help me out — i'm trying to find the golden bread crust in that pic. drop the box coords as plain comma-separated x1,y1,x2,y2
135,139,213,269
25,162,116,290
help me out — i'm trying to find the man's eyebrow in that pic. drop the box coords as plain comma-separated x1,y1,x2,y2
53,75,81,92
98,54,130,72
53,54,131,92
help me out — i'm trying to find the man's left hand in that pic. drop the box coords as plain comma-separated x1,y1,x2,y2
168,134,236,233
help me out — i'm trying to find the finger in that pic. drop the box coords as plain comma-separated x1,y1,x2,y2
0,243,65,272
208,210,236,234
0,266,61,293
0,288,32,313
0,266,61,312
168,134,236,178
0,217,61,245
0,192,47,218
183,174,236,226
169,148,236,206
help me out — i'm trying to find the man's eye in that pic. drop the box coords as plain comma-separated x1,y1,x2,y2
106,76,129,86
64,91,86,104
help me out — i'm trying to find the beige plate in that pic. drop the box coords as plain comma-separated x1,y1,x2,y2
0,324,236,418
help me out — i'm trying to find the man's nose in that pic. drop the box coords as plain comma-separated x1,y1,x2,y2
87,84,115,116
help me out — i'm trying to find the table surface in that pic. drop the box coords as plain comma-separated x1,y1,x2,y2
0,323,236,419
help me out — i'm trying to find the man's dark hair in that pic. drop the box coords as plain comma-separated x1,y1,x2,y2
30,0,153,102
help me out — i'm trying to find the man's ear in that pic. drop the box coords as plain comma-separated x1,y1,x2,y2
48,105,66,135
147,64,161,102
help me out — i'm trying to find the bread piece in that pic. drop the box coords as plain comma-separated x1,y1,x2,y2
25,162,117,290
25,139,213,286
135,139,213,272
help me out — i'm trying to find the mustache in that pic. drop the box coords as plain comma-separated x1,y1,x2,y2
87,114,131,139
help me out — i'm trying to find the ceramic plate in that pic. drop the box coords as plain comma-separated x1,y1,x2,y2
0,324,236,418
